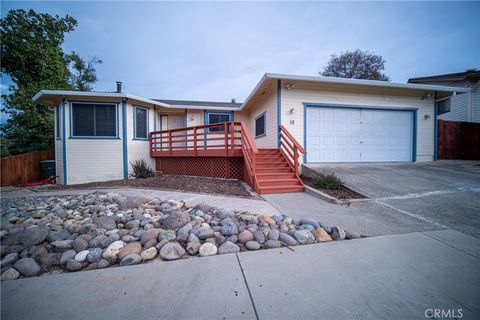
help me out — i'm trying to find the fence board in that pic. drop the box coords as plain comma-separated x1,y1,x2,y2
438,120,480,160
1,148,55,187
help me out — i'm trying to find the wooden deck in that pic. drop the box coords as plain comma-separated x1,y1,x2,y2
149,121,306,194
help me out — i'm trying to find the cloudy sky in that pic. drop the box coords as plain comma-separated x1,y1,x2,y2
1,0,479,113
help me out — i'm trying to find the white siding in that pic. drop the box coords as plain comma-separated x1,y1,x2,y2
65,100,124,184
247,84,278,149
438,93,469,122
127,103,155,171
280,81,435,163
473,86,480,123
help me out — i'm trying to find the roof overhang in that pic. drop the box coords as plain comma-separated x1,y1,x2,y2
33,90,171,108
240,73,470,110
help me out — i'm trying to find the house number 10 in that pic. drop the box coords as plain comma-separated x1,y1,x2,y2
290,120,295,125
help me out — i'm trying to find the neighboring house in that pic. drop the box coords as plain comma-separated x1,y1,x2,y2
33,74,467,193
408,69,480,123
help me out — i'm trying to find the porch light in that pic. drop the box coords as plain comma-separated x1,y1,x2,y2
286,83,295,90
289,108,295,114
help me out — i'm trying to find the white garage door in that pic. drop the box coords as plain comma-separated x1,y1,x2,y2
306,107,413,162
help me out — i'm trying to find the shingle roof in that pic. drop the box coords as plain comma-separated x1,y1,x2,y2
153,99,242,108
408,69,480,83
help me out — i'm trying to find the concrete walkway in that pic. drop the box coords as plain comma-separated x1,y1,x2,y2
2,229,479,320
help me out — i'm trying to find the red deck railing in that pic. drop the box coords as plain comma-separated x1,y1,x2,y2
279,125,306,178
150,121,259,190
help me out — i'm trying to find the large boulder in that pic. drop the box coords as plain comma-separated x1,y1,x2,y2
3,226,49,246
13,258,40,276
159,242,185,261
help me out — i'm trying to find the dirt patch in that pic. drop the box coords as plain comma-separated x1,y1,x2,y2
301,176,366,200
46,175,256,199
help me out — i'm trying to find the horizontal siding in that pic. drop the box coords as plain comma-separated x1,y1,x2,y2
65,100,123,184
473,87,480,123
438,93,469,122
280,81,435,163
246,81,277,149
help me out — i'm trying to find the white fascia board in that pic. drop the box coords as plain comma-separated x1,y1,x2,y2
32,90,171,108
265,73,470,94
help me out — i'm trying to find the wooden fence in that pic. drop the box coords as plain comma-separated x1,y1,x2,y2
1,148,55,187
438,120,480,160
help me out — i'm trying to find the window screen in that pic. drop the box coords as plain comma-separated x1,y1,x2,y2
437,99,451,115
56,106,61,139
255,112,266,138
71,103,116,137
135,107,148,139
208,113,231,132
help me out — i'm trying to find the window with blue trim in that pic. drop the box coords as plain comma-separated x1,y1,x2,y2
207,112,231,132
72,103,117,137
255,112,266,138
134,106,148,139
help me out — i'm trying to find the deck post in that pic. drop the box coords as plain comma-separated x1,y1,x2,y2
194,127,197,156
169,130,172,156
224,122,228,156
230,121,234,155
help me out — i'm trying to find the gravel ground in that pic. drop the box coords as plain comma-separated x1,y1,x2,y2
43,175,255,199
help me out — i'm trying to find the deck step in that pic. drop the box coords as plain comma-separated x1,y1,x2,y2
257,178,302,187
256,173,296,180
258,185,305,194
256,167,294,174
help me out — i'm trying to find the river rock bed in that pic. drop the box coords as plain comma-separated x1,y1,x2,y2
0,192,363,280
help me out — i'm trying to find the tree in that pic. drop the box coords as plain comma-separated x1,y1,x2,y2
0,9,101,155
320,49,390,81
66,52,102,91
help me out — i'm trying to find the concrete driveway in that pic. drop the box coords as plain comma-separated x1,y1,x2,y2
267,161,480,239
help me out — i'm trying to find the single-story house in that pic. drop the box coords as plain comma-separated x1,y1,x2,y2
408,69,480,123
33,73,468,194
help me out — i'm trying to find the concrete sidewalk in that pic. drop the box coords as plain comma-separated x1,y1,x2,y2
2,229,479,320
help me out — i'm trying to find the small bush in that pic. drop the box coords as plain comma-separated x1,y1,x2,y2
129,158,155,179
313,172,343,190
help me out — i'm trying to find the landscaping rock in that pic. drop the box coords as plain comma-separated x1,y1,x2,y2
331,226,346,240
245,241,260,250
140,247,157,261
74,250,90,263
1,253,18,270
86,248,103,263
186,242,200,255
1,268,20,281
141,228,160,245
47,229,70,242
238,230,253,243
218,241,240,254
160,211,190,231
214,209,234,219
60,250,77,265
199,243,218,257
120,253,142,266
102,241,125,262
73,237,89,252
159,242,185,260
293,230,315,244
264,240,282,249
93,216,117,231
197,227,214,240
13,258,40,276
97,259,110,269
258,214,276,225
221,221,238,236
313,228,333,242
66,259,82,271
118,242,142,260
300,218,320,229
253,231,266,244
279,233,298,246
268,229,280,241
346,231,361,240
176,223,192,242
158,230,176,242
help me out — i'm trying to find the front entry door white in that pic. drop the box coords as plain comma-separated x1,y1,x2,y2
306,107,414,162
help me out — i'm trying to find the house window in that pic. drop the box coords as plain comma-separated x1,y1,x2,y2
71,102,117,137
134,106,149,139
255,112,266,138
56,106,61,139
437,98,451,115
207,112,232,132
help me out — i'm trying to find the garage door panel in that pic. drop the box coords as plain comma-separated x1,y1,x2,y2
306,107,413,163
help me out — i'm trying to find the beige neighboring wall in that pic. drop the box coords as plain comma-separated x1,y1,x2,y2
280,80,436,163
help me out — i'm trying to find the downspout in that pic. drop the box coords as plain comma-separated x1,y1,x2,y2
434,91,438,161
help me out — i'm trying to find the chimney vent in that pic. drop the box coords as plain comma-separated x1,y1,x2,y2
116,81,122,93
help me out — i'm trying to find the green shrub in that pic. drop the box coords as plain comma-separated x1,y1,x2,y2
313,172,343,190
129,158,155,179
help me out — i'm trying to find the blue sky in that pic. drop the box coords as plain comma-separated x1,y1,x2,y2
1,1,479,122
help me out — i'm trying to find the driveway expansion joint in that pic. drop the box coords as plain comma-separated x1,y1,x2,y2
235,253,260,320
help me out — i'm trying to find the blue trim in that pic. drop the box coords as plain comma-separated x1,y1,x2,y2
133,105,149,140
255,111,267,139
433,92,438,161
304,103,418,163
69,101,119,139
61,99,67,185
204,111,233,133
277,79,281,148
122,100,128,180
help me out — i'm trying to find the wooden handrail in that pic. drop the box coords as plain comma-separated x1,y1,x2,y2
279,125,305,154
279,125,306,178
